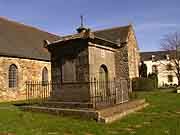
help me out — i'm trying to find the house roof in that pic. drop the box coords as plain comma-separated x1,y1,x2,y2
47,29,120,49
140,51,172,61
0,17,61,61
93,25,132,44
0,17,133,60
47,24,132,50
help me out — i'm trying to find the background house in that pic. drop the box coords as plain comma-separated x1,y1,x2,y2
141,51,178,87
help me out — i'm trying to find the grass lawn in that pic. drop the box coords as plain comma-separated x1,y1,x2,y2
0,90,180,135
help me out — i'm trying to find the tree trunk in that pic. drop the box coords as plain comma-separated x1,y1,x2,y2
178,77,180,86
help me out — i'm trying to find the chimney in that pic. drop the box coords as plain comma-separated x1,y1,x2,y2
166,54,170,60
152,55,155,62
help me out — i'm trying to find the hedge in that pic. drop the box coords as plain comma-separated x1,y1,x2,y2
132,77,156,91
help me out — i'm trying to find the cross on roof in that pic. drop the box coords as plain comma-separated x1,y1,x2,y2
80,15,84,27
76,15,89,33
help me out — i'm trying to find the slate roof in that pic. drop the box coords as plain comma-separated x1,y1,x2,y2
47,29,120,49
93,25,131,44
0,17,133,60
140,51,173,61
48,24,132,49
0,17,60,61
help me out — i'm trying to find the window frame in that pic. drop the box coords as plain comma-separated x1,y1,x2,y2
42,67,48,85
166,64,173,71
167,75,173,83
8,64,18,88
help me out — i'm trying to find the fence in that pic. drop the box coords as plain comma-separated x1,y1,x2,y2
26,81,53,104
90,78,129,109
26,79,130,108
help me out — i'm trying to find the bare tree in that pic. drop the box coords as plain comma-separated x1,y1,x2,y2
161,32,180,86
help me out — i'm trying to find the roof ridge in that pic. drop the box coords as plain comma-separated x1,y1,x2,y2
0,16,60,37
61,24,132,38
140,50,172,53
93,24,132,33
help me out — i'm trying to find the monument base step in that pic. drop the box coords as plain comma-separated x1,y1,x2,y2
20,99,149,123
40,101,94,109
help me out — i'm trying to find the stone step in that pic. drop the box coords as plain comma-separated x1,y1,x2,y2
21,106,99,120
20,99,149,123
99,100,149,123
40,101,94,109
99,99,146,117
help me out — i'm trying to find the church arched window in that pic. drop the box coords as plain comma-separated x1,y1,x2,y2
9,64,18,88
42,67,48,84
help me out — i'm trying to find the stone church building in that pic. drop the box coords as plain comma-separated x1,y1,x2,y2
45,25,140,103
0,17,60,101
0,17,139,102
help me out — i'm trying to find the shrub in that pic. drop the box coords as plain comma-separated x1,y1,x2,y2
139,61,147,77
148,73,158,88
132,77,156,91
129,92,138,100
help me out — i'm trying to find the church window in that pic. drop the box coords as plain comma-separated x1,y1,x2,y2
42,67,48,85
9,64,18,88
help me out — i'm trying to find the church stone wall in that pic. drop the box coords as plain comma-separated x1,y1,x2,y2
115,44,130,101
0,57,51,102
127,30,140,79
115,45,129,80
88,44,116,80
50,46,90,102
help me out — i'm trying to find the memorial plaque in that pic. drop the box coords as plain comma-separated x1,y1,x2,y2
62,60,76,82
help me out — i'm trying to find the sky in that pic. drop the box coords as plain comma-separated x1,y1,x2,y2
0,0,180,52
